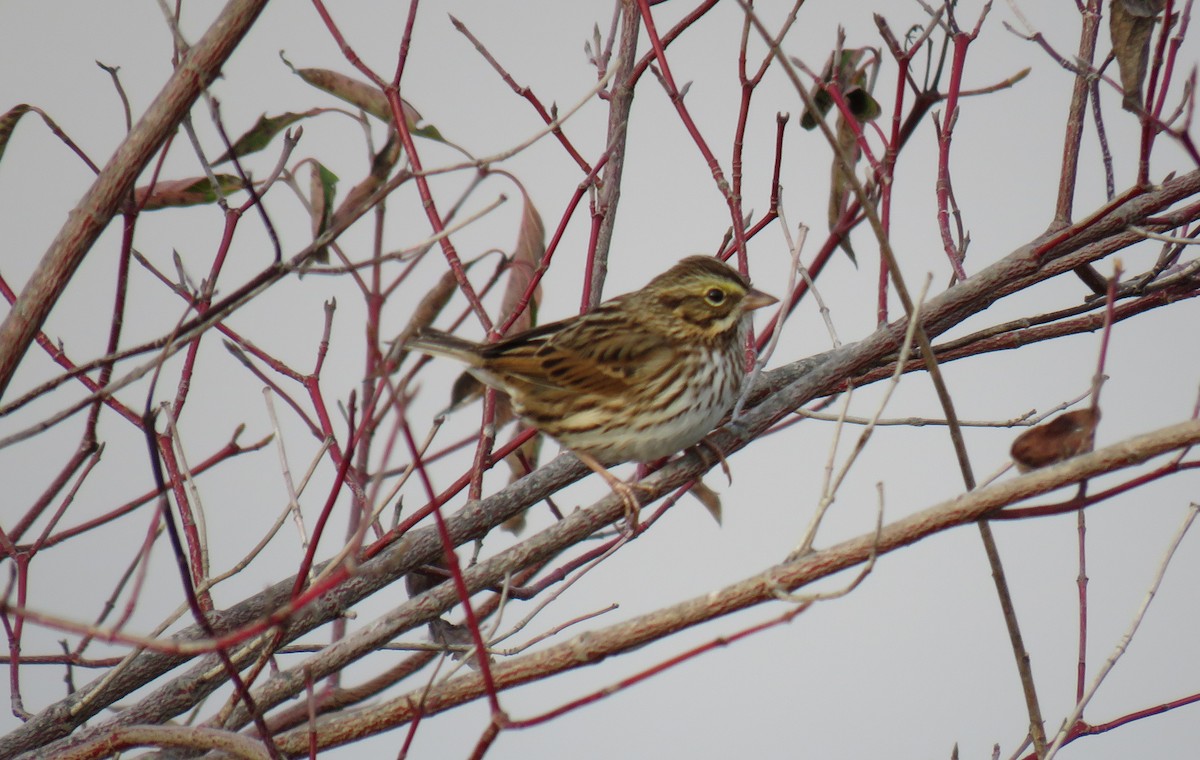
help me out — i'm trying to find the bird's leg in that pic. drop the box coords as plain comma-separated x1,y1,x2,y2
693,438,732,485
574,450,644,531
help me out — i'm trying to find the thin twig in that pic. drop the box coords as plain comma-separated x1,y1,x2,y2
1045,503,1200,759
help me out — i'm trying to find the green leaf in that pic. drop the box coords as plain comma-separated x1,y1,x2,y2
845,87,882,123
215,111,315,164
798,45,881,129
309,162,339,263
799,89,833,130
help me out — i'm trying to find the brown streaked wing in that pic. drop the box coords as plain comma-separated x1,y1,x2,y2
482,302,673,396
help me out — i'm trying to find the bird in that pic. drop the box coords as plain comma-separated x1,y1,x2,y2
405,255,778,526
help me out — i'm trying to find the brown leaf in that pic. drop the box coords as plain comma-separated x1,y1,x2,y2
1011,408,1101,473
501,511,528,536
383,262,476,374
427,618,491,669
0,104,33,166
298,68,390,121
828,116,862,266
688,479,723,526
501,427,543,534
1110,0,1167,111
134,175,246,210
800,45,879,266
297,68,444,140
500,192,546,335
495,192,547,531
331,132,402,231
449,371,485,412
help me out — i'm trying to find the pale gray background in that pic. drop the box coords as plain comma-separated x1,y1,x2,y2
2,1,1199,758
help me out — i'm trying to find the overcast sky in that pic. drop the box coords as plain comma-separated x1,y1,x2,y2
3,2,1200,758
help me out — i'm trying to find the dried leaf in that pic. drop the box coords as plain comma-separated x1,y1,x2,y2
495,192,547,532
298,67,388,120
799,46,879,265
501,193,546,334
450,371,484,411
502,511,528,536
384,260,477,373
499,432,547,533
828,116,861,266
409,569,492,669
297,68,444,140
134,175,246,210
427,618,491,669
0,104,33,166
404,562,443,598
1011,408,1101,473
688,479,724,526
1110,0,1167,111
501,426,543,534
331,132,402,230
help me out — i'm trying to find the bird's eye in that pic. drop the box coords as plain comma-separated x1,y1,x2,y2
704,288,726,305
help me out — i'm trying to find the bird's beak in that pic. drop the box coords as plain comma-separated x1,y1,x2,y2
743,288,778,311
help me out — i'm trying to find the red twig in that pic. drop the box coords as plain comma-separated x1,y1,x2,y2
365,427,539,557
498,152,613,335
450,16,591,174
635,0,747,266
1139,0,1177,184
291,394,360,599
399,419,504,717
932,13,986,281
310,0,493,330
504,604,808,728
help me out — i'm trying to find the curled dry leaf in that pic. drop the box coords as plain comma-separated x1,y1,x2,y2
446,373,542,535
406,571,491,668
383,263,472,373
331,132,403,231
0,104,33,166
688,479,724,526
500,191,546,334
423,191,548,532
391,192,549,529
297,68,443,140
449,372,487,415
298,67,391,123
501,427,543,534
830,117,862,266
498,192,547,521
1110,0,1168,111
1010,407,1101,473
134,175,247,210
799,47,882,129
427,618,491,670
800,46,881,265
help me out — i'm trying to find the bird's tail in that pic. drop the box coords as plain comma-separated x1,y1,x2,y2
404,328,483,367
